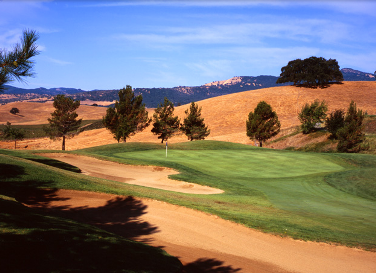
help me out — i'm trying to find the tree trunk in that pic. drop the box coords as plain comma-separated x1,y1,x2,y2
259,141,263,147
14,140,17,149
62,135,66,151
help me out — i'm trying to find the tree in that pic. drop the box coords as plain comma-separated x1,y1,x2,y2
325,109,345,139
45,95,82,150
1,122,25,149
0,30,39,92
337,101,367,153
298,100,328,134
151,97,180,143
246,101,281,147
10,107,20,115
103,85,150,142
181,102,210,141
276,56,343,88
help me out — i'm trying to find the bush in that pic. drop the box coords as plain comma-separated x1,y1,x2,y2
298,100,328,134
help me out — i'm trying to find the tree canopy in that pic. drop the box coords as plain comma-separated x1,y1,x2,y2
181,102,210,141
0,30,39,92
276,56,343,88
246,101,280,147
298,100,328,134
45,95,82,150
151,97,180,143
103,86,150,142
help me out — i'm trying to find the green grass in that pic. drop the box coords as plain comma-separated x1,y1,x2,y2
77,141,376,250
0,150,182,272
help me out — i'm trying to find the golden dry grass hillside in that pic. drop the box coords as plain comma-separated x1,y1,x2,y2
0,81,375,150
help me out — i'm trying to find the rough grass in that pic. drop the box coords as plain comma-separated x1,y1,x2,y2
0,151,182,273
77,141,376,250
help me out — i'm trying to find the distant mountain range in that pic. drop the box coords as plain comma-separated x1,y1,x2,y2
1,68,374,107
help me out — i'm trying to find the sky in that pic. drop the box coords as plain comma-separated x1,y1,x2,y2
0,0,375,91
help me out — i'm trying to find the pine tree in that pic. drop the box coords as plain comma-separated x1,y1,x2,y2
103,85,150,142
246,101,280,147
45,95,82,150
151,97,180,143
0,30,39,92
337,101,367,153
181,102,210,141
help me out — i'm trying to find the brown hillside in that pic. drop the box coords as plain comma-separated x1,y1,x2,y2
0,101,107,125
0,81,375,150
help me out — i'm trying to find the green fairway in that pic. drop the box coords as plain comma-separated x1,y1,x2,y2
78,141,376,250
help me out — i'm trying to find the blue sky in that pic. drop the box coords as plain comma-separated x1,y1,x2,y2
1,0,375,90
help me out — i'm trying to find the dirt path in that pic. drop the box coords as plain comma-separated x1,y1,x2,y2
22,189,376,273
38,153,223,194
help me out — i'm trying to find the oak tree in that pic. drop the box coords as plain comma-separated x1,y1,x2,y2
276,57,343,88
246,101,280,147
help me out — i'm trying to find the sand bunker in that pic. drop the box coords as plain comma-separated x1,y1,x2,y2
38,153,223,194
22,189,376,273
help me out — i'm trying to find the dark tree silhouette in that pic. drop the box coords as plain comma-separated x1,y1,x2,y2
276,56,343,88
0,30,39,92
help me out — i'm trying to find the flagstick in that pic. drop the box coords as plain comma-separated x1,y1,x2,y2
166,141,168,158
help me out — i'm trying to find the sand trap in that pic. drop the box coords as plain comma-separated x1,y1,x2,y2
38,153,223,194
22,189,376,273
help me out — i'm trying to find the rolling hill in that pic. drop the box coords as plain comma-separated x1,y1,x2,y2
1,68,374,107
1,81,375,150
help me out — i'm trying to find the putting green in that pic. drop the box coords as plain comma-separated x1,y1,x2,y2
114,149,344,178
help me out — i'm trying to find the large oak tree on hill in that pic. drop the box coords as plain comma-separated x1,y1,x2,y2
246,101,280,147
181,102,210,141
103,85,151,142
151,97,180,143
276,56,343,88
45,95,82,151
0,30,39,92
